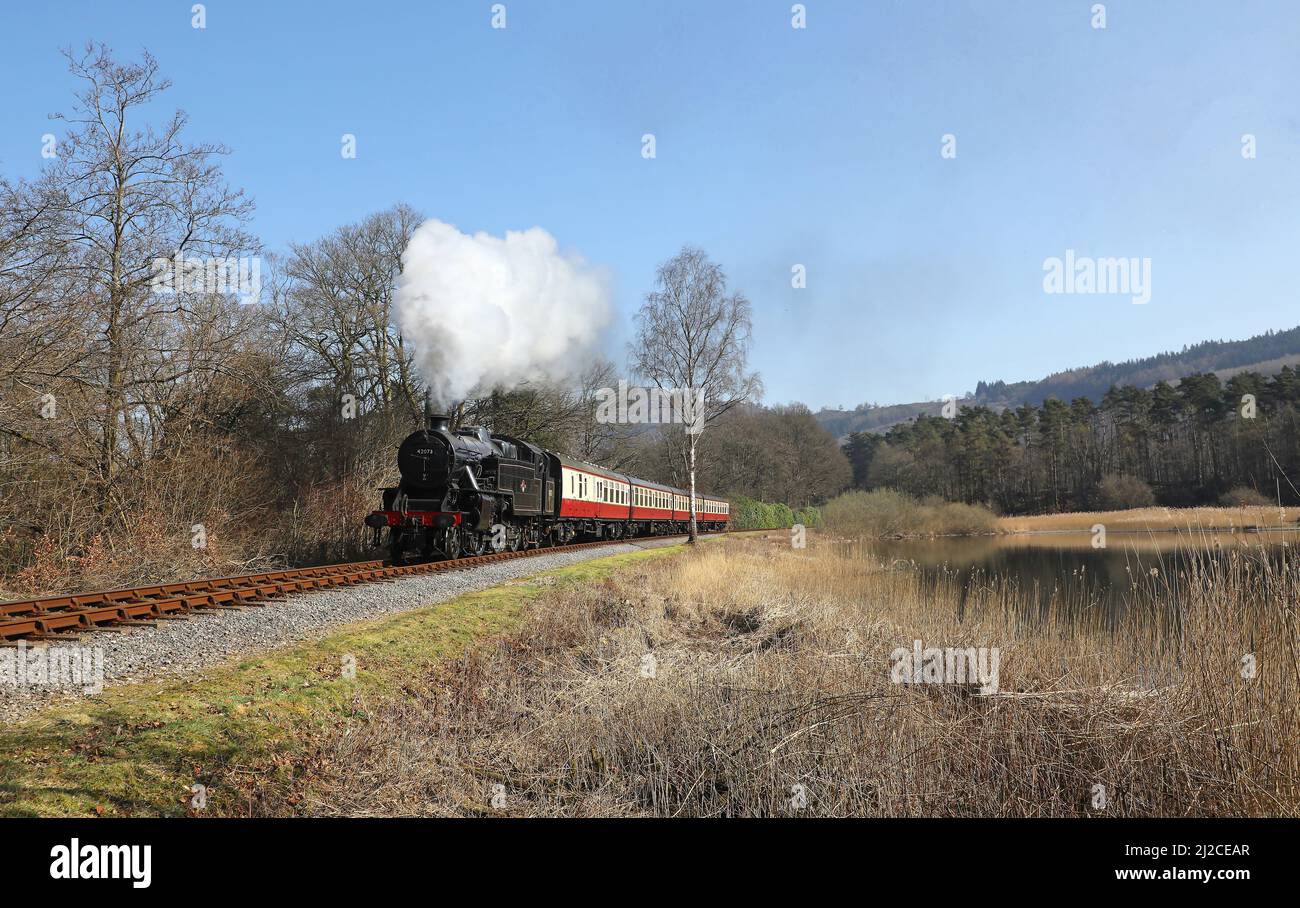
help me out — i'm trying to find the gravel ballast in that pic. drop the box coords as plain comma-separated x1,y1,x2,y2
0,537,689,721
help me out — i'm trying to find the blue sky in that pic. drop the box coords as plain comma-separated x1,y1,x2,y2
2,1,1297,409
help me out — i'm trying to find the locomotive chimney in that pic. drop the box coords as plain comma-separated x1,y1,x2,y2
423,393,450,432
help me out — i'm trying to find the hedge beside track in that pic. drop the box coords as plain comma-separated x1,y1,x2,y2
728,496,823,531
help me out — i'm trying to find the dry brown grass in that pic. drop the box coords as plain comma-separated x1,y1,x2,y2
1000,505,1300,535
296,533,1300,817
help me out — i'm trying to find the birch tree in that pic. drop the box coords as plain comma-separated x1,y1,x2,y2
632,247,760,541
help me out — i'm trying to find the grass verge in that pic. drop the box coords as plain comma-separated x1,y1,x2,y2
0,547,678,817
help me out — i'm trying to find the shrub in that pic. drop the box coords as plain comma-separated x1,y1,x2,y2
1219,486,1273,508
793,506,823,529
821,488,997,537
1094,474,1155,510
729,497,806,530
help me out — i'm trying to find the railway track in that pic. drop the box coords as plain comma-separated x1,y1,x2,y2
0,533,709,644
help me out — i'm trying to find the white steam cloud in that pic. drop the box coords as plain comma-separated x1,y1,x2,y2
395,219,612,406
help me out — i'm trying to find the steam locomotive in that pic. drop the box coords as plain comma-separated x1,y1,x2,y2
365,412,729,562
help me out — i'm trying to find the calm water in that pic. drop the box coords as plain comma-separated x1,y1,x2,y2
853,530,1297,625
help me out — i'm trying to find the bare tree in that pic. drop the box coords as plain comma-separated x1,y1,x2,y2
632,247,760,540
570,357,643,469
40,44,254,505
279,203,424,428
0,177,82,456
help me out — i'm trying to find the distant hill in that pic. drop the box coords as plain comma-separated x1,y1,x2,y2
815,325,1300,439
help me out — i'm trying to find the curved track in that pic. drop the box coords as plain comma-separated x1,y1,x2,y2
0,533,716,642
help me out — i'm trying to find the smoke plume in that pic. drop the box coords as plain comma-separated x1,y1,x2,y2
395,219,612,406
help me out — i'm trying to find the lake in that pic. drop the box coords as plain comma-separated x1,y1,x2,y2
845,530,1298,627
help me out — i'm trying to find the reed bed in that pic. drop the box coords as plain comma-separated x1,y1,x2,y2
299,533,1300,817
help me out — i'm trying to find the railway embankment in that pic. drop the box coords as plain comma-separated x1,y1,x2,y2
0,542,685,816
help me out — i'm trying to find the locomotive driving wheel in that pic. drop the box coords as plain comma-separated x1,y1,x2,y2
459,527,487,558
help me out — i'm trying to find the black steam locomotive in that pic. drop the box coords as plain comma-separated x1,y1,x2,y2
365,412,731,563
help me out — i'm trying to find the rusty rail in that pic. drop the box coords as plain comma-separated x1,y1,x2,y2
0,533,710,642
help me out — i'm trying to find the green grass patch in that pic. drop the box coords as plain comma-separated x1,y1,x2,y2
0,547,679,817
